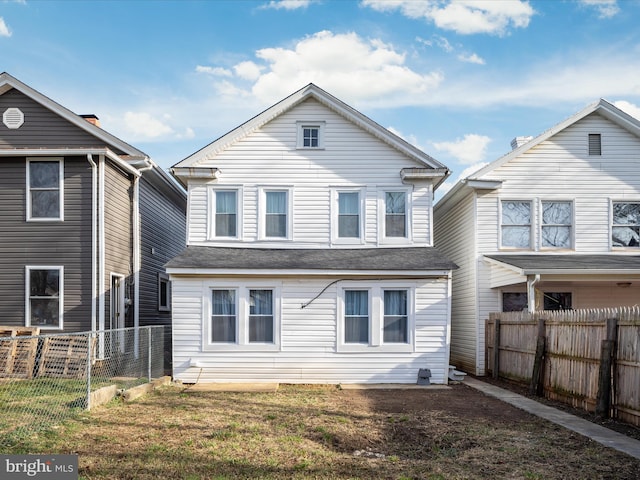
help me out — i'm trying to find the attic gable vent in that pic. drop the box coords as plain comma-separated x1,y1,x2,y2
3,107,24,129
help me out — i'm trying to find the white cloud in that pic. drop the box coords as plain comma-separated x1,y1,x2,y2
196,65,233,77
123,111,175,139
233,61,263,81
0,17,12,38
614,100,640,120
457,52,485,65
362,0,535,36
433,134,492,164
579,0,619,19
261,0,314,10
248,30,442,106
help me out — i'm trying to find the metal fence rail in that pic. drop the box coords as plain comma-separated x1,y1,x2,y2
0,326,167,449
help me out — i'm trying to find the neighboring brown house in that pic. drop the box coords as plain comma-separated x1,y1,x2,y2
0,72,186,346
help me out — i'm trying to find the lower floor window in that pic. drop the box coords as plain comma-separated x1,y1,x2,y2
209,285,278,348
383,290,408,343
27,266,63,329
339,284,413,351
502,291,572,312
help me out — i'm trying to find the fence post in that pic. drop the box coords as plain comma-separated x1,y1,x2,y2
147,327,152,382
596,318,618,418
529,317,546,396
493,318,501,379
86,332,92,411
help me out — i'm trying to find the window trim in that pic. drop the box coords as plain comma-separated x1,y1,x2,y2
337,283,414,353
296,121,325,149
499,199,533,250
611,200,640,249
379,188,412,244
258,187,293,241
25,265,64,330
26,158,64,222
209,186,243,240
539,199,574,250
203,281,281,351
332,188,365,245
158,273,171,312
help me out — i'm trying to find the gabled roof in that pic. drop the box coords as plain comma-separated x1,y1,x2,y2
173,83,448,172
435,98,640,211
166,246,457,274
0,72,147,160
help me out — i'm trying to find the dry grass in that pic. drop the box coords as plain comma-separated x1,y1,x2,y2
5,383,640,479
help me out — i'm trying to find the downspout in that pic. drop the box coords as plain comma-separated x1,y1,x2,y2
133,160,153,356
527,274,541,312
98,155,105,339
86,155,97,332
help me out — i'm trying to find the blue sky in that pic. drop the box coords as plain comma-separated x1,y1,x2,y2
2,0,640,198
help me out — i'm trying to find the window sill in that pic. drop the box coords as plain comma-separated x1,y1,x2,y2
337,344,414,354
203,343,281,352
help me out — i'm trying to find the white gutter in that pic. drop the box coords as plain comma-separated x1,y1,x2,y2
166,268,453,277
86,155,97,332
527,274,541,312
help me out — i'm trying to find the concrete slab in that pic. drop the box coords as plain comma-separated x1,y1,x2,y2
465,377,640,460
183,383,280,392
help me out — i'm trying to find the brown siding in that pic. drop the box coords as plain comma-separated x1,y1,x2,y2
0,88,125,154
103,162,134,328
0,156,93,331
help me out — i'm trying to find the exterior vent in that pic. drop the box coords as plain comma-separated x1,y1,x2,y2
588,133,601,156
510,136,533,150
3,107,24,129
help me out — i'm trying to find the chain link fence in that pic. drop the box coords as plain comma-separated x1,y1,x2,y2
0,325,167,449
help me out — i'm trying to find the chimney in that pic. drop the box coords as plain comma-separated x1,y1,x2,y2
80,114,100,128
510,136,533,150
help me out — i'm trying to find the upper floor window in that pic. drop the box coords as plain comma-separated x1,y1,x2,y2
612,202,640,247
26,266,63,330
258,189,293,240
214,189,239,238
158,273,171,312
588,134,601,156
338,191,361,239
297,121,324,149
27,159,63,221
501,201,531,248
541,201,572,248
385,191,407,238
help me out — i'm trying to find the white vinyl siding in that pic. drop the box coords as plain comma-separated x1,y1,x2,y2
172,276,451,384
185,98,433,247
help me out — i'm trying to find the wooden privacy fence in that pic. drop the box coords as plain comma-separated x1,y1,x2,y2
486,307,640,426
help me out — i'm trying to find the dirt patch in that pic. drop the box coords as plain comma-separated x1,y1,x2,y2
13,382,640,479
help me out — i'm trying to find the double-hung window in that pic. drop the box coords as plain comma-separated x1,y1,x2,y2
260,188,291,239
213,189,239,238
344,290,369,344
501,201,531,248
384,191,407,239
383,290,408,343
335,191,362,241
612,202,640,247
541,201,572,248
207,284,280,350
338,284,413,352
26,266,63,329
27,159,63,221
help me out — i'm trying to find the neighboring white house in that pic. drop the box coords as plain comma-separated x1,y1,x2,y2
167,84,456,385
434,99,640,376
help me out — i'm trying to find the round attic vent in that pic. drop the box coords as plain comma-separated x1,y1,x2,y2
3,107,24,129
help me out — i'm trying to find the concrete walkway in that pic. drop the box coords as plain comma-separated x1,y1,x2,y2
464,377,640,460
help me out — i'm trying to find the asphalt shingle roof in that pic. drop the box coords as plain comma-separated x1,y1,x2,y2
166,246,457,272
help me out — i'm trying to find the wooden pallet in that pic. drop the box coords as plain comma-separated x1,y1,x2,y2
0,327,40,379
37,335,95,379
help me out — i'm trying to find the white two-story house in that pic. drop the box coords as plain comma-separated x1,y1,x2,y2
167,84,456,385
434,99,640,376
